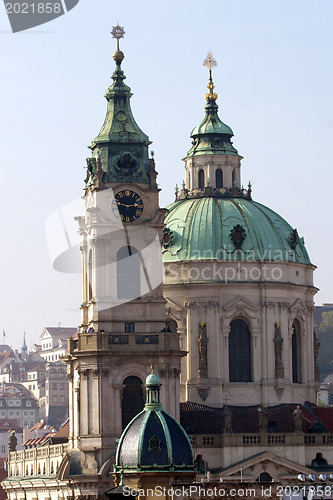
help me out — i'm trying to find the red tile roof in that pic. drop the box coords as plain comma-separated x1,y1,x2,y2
180,402,318,434
0,418,22,431
309,406,333,433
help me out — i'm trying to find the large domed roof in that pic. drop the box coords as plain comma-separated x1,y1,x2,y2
163,196,311,265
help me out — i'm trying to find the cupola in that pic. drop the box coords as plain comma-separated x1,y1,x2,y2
183,52,243,191
114,367,194,472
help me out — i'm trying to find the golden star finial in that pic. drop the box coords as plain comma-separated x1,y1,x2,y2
203,51,218,101
111,23,125,50
203,51,217,70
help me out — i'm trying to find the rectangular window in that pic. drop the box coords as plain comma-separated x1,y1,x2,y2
30,410,34,416
24,411,28,416
60,383,65,390
16,411,19,416
9,400,13,406
9,411,13,416
1,445,5,453
52,383,57,390
1,411,6,416
125,322,135,333
15,400,20,406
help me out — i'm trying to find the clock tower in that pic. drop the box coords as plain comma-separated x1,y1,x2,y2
66,26,184,474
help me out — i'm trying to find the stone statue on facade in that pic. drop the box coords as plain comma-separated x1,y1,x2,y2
274,322,284,378
258,404,268,433
8,431,17,452
293,405,304,433
223,405,232,433
198,322,208,378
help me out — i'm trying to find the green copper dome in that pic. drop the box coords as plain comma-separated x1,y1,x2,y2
163,197,311,265
115,371,194,472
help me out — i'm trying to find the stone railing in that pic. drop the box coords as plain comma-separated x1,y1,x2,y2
68,330,180,354
191,433,333,448
7,443,68,478
175,185,252,201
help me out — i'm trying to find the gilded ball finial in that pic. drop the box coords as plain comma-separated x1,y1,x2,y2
113,50,124,62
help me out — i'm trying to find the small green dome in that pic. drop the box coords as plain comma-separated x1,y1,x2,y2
146,372,161,386
163,197,311,265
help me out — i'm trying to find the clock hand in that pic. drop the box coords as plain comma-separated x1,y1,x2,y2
116,202,134,208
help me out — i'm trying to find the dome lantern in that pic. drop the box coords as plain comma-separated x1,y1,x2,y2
183,52,243,193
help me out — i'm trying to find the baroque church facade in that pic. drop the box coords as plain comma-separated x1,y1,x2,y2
3,29,333,500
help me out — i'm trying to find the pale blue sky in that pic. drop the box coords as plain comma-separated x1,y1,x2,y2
0,0,332,349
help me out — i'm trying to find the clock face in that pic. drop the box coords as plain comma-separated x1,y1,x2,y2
112,190,144,223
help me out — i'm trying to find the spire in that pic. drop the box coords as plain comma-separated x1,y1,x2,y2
87,24,151,187
21,332,27,353
203,51,218,102
186,52,238,158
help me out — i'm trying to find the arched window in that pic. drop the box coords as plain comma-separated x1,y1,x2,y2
229,319,252,382
117,246,140,300
122,376,144,430
198,169,205,189
292,320,302,383
196,454,205,473
232,169,236,186
256,472,273,483
215,168,223,188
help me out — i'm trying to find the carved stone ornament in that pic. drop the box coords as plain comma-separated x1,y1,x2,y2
197,386,211,401
290,228,299,250
162,227,174,248
230,224,246,249
115,152,138,175
85,157,97,186
148,435,161,454
198,322,208,378
185,301,199,310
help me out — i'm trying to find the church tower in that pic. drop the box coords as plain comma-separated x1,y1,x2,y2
66,26,184,474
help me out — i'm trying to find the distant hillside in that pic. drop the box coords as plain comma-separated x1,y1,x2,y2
317,311,333,381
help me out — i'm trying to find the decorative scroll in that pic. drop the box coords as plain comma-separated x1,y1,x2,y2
108,335,129,345
136,335,159,345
